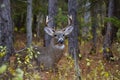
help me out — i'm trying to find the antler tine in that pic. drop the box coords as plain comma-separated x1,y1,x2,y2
46,16,49,26
46,16,48,24
67,15,72,26
46,16,53,27
62,15,72,31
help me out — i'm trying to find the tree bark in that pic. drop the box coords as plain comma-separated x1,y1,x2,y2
82,1,91,40
36,14,41,41
26,0,32,47
0,0,14,61
68,0,79,58
114,0,120,19
68,1,81,79
103,0,114,60
90,1,100,54
44,0,58,47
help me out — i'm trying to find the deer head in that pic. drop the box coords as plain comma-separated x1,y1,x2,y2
33,16,73,71
44,15,73,49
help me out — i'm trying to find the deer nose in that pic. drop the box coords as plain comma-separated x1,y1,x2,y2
59,40,64,44
58,38,64,44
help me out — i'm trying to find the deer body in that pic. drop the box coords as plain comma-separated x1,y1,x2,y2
34,38,64,70
33,16,73,70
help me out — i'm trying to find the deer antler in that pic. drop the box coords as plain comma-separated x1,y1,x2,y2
46,16,53,27
67,15,72,26
62,15,73,31
46,16,55,31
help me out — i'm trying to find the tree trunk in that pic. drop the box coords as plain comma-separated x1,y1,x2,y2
68,0,79,58
114,0,120,19
90,1,99,54
36,14,40,41
0,0,14,62
103,0,114,60
82,1,91,40
26,0,32,47
44,0,58,47
68,1,81,80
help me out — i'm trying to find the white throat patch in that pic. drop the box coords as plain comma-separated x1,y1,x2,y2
55,44,65,50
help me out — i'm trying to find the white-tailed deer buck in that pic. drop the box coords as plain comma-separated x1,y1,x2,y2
33,15,73,71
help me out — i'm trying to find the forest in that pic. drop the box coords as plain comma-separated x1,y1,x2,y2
0,0,120,80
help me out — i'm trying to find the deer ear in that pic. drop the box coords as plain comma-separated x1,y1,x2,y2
63,26,73,35
44,27,55,36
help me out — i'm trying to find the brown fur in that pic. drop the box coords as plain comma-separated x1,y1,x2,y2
33,38,64,71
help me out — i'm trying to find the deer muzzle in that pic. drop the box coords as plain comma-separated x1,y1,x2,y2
58,38,64,44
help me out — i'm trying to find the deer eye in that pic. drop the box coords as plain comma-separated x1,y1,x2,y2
54,34,57,37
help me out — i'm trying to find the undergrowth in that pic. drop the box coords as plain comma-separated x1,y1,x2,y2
0,43,119,80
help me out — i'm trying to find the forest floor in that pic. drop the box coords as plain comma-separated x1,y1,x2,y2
1,33,119,80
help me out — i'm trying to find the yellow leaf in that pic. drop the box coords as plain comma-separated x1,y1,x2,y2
106,48,109,52
79,54,82,58
86,58,90,62
104,72,109,77
34,34,37,37
0,64,7,74
86,62,90,66
99,48,103,53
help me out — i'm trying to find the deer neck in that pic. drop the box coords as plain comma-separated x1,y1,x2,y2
49,38,64,62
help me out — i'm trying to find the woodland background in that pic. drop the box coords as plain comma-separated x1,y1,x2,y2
0,0,120,80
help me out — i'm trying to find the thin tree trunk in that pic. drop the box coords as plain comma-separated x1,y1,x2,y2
26,0,32,47
82,1,91,40
68,2,81,79
90,2,99,54
103,0,114,60
0,0,14,62
73,48,81,80
114,0,120,19
68,0,79,57
36,14,40,41
36,14,42,41
44,0,57,46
